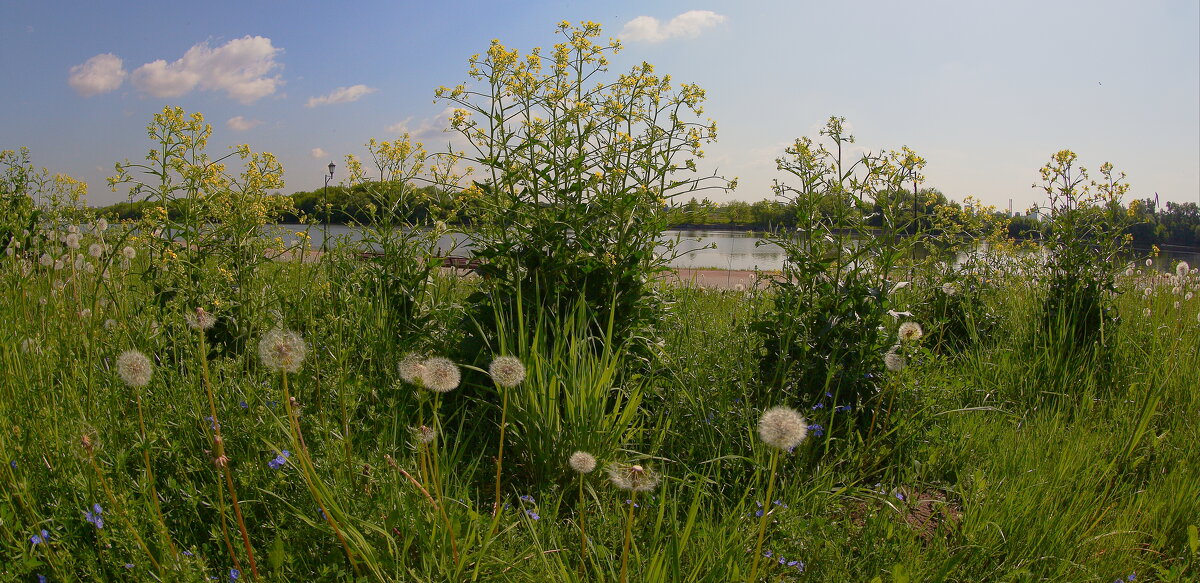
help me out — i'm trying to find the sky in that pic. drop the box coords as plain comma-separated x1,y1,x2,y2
2,0,1197,211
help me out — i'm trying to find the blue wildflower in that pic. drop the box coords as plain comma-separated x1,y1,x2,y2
519,494,535,504
30,529,49,545
268,450,290,470
85,503,104,529
230,568,240,581
624,499,639,508
524,509,540,520
810,402,825,410
807,423,825,437
183,549,194,557
37,575,46,583
773,500,788,508
8,460,15,469
763,550,773,558
239,400,248,409
124,563,134,569
788,560,805,572
834,405,852,413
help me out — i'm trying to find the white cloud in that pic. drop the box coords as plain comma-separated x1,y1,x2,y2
68,53,127,97
311,148,328,160
226,116,262,131
131,36,283,104
306,85,377,108
620,10,726,43
386,107,459,142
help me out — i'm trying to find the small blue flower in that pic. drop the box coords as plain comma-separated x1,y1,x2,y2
895,492,905,501
205,416,218,430
124,563,134,569
519,494,535,504
239,400,248,409
30,529,49,545
268,450,290,470
810,402,825,410
1127,575,1136,582
788,560,805,572
834,405,852,413
85,503,104,529
37,575,46,583
624,499,639,508
8,460,15,469
807,423,825,437
183,549,194,557
524,509,540,520
230,568,240,581
773,500,788,508
763,550,773,558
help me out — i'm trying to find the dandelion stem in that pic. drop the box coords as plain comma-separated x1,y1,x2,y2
747,449,780,583
620,490,637,583
135,392,178,559
491,387,508,520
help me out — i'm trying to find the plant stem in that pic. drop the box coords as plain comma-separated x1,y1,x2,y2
620,490,637,583
747,448,780,583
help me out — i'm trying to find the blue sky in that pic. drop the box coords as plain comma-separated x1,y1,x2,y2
2,0,1197,210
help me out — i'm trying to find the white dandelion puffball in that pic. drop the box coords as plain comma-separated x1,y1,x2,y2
898,321,924,342
1177,261,1190,279
488,356,526,388
757,406,808,451
65,233,81,249
185,307,216,330
117,350,153,388
569,451,597,474
95,218,108,233
398,353,426,384
607,463,660,492
884,347,905,372
88,243,103,258
121,246,136,260
420,357,461,393
941,282,956,296
258,328,308,374
412,425,436,445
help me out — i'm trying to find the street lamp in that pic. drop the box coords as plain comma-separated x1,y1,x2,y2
322,161,335,252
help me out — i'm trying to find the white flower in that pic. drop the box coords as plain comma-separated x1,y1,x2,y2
420,357,461,393
65,233,81,249
95,218,108,233
117,350,153,387
757,406,808,451
121,246,136,260
569,451,597,474
884,346,905,372
607,463,660,492
898,321,923,342
398,353,425,384
488,356,526,388
941,282,956,296
258,328,308,374
1176,261,1190,279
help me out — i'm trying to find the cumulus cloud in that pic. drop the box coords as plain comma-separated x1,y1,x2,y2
306,84,377,108
226,116,262,131
620,10,726,43
310,148,328,160
131,36,283,104
385,107,460,142
68,53,127,97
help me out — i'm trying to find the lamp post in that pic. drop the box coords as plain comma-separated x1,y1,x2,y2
322,161,335,252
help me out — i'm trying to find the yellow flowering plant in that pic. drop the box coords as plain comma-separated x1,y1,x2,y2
109,106,297,352
437,21,730,352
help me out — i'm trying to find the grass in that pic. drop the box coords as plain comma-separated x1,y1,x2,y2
0,231,1197,582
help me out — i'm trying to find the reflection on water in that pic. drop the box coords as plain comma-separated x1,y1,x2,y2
284,225,1199,273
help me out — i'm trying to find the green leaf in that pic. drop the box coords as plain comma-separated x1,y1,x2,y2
269,534,286,569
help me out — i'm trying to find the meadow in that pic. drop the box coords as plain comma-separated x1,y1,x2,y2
2,21,1199,583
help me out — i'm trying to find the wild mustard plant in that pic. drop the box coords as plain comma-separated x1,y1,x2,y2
438,21,730,353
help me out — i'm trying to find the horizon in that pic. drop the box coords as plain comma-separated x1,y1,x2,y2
3,1,1197,211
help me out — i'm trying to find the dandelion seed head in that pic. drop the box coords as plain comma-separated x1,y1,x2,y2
488,355,526,388
1176,261,1190,278
569,450,597,474
607,463,660,492
884,346,905,372
420,357,460,393
258,328,307,373
116,349,152,387
398,353,425,384
95,218,108,233
185,307,216,330
757,406,808,451
412,425,436,445
39,253,52,267
898,321,923,342
941,282,956,295
1145,258,1154,267
88,243,103,258
121,246,136,260
65,233,81,249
